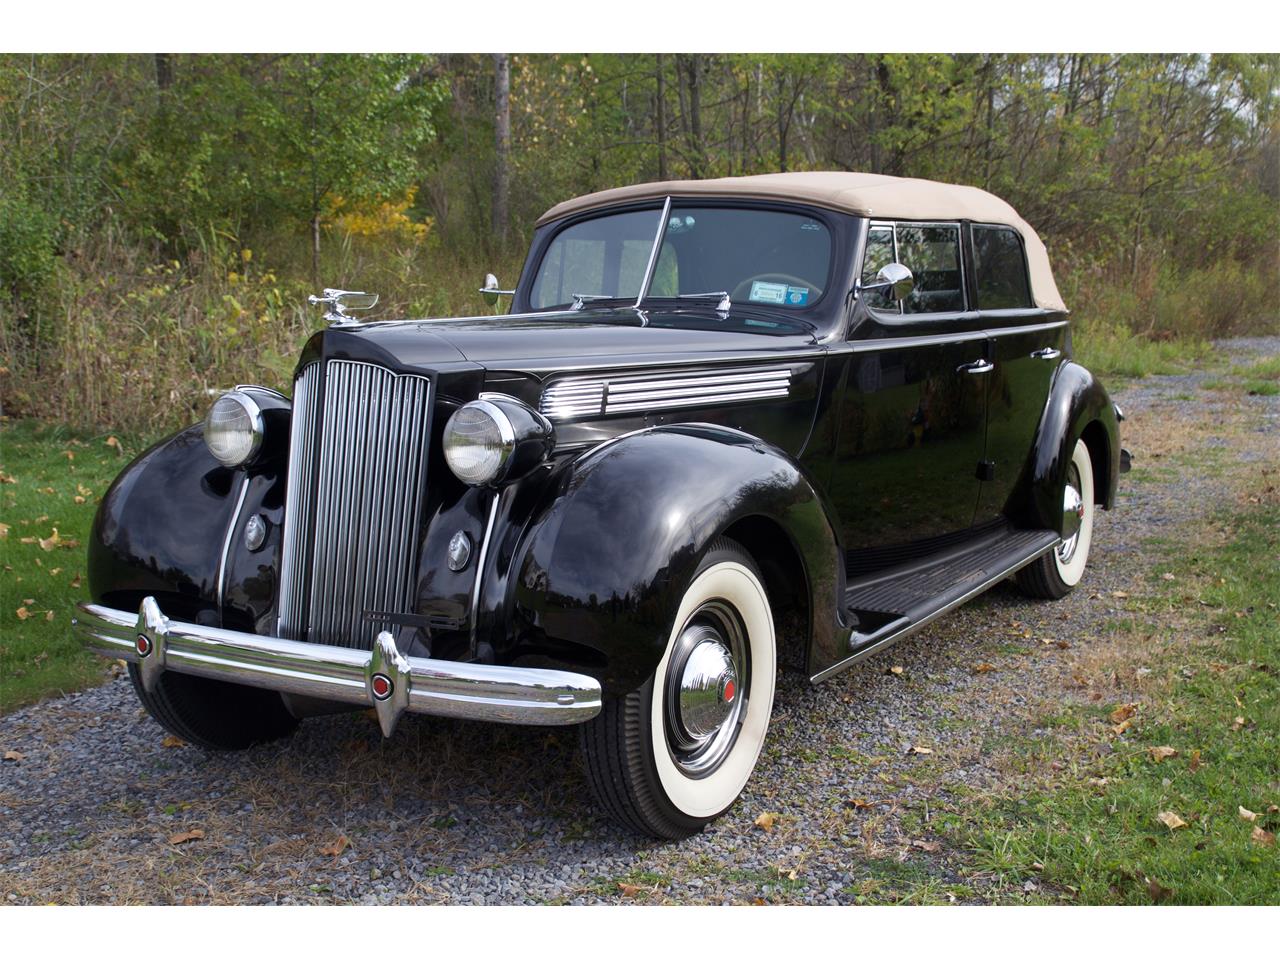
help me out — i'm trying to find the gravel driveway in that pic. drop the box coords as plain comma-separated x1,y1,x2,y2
2,337,1277,905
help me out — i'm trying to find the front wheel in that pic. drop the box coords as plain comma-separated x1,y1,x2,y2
1016,438,1095,599
129,665,300,750
580,537,776,838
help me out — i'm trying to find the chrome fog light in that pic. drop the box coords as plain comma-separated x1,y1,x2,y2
204,390,264,467
443,395,554,487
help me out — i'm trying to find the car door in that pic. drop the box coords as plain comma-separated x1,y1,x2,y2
968,223,1070,524
830,221,989,555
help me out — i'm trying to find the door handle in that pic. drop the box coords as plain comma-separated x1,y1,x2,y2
1030,347,1061,360
958,359,994,374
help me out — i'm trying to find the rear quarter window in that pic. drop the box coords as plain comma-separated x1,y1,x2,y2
973,225,1032,310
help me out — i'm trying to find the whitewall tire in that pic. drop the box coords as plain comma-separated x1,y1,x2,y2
1016,438,1095,599
581,537,776,838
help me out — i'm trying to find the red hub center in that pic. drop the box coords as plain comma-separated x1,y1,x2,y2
371,674,392,700
722,678,736,704
136,635,151,657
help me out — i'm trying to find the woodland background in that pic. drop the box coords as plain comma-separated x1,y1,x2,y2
1,53,1277,432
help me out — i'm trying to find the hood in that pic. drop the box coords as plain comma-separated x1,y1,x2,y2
329,305,822,378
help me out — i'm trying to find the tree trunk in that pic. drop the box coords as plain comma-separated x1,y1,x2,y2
656,54,668,180
492,53,511,247
154,54,174,91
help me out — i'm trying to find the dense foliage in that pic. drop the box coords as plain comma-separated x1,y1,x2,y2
1,53,1276,430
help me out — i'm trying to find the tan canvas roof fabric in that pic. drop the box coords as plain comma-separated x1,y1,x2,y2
537,171,1066,312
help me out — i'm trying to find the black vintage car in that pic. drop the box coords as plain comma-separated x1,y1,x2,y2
76,172,1127,838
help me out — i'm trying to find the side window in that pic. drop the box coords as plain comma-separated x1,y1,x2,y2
896,224,964,314
860,225,897,312
972,225,1031,309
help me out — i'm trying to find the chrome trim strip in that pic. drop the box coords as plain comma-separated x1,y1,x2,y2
216,474,251,613
469,491,502,650
848,331,989,352
809,537,1060,684
983,320,1069,337
634,196,672,308
74,598,601,728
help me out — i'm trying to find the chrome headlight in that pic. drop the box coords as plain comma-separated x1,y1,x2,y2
443,395,553,486
204,390,264,467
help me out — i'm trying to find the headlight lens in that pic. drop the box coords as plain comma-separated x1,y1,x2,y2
204,391,264,467
443,400,515,485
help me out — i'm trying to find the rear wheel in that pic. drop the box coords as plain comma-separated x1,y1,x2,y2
581,537,776,838
129,665,299,750
1016,438,1095,600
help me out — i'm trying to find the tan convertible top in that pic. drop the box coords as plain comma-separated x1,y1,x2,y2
537,171,1066,312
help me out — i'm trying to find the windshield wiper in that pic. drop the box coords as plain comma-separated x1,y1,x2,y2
569,293,626,311
670,291,732,312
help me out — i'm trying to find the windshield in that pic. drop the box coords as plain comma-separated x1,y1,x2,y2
530,204,833,311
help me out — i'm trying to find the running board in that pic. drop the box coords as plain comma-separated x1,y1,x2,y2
811,528,1060,683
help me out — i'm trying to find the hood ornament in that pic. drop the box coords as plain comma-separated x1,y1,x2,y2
308,288,379,327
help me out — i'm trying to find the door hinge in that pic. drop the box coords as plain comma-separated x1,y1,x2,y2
976,460,996,482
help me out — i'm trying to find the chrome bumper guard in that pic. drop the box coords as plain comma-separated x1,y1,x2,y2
74,597,602,736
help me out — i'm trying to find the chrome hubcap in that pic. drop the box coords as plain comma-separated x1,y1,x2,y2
664,601,747,776
1059,464,1086,563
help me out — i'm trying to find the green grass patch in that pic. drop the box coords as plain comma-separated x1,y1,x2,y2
952,501,1280,904
1072,321,1217,379
0,419,146,712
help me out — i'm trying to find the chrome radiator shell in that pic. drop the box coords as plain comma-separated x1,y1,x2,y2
277,359,431,648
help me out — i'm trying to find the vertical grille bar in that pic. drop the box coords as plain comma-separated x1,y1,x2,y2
277,359,431,649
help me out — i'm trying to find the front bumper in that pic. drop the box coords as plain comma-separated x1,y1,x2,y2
74,597,602,736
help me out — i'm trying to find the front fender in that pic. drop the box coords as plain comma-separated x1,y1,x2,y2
506,424,844,698
1010,361,1120,532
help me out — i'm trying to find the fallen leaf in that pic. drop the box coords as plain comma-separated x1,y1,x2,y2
16,607,31,621
319,835,350,857
1156,811,1188,831
3,750,25,762
0,522,8,539
105,436,121,452
36,486,55,495
1188,750,1203,772
1231,716,1246,731
70,574,82,589
754,811,779,832
1161,572,1176,581
617,882,644,897
1148,746,1178,763
1110,703,1138,724
888,665,904,676
168,829,205,845
0,472,15,484
77,484,92,496
44,610,53,622
1238,806,1258,822
909,838,941,853
1251,826,1276,848
907,745,933,756
1112,590,1129,599
846,798,875,810
74,496,85,504
1146,876,1173,903
62,450,75,461
1112,719,1132,735
161,735,186,749
973,662,996,674
38,528,60,551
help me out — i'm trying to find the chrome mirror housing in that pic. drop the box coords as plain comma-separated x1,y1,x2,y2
480,273,515,307
857,262,914,302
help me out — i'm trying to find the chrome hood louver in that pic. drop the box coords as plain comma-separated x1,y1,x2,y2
277,359,431,649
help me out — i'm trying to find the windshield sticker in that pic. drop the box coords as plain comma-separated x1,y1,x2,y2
785,286,810,306
749,281,788,304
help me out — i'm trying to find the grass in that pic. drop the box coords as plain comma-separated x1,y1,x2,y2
945,499,1280,904
1202,354,1280,396
0,419,146,712
1072,319,1218,379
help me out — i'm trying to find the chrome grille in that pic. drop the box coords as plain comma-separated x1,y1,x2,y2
278,360,431,649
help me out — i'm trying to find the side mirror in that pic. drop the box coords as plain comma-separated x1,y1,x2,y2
480,273,515,307
858,262,914,302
